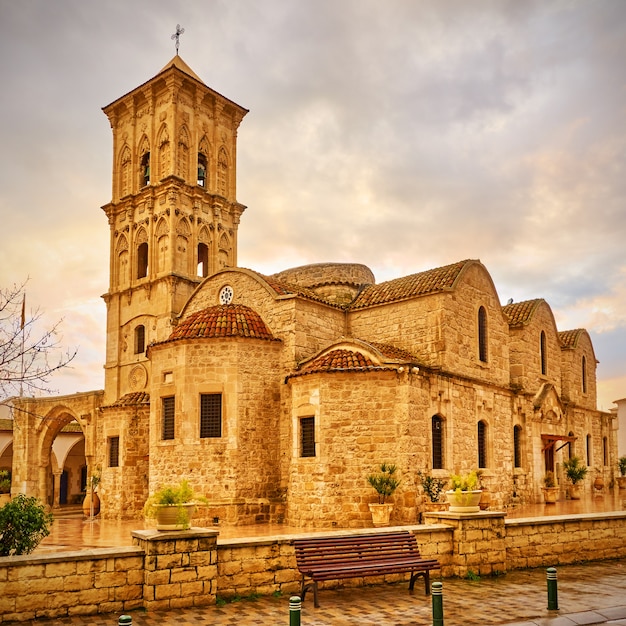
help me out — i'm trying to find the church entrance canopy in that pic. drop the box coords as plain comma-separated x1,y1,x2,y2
541,433,577,473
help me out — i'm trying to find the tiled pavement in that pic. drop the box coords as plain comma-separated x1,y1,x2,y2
15,558,626,625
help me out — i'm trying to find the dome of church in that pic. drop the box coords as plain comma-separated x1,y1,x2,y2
169,304,276,341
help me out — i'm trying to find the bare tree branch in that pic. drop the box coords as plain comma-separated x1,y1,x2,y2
0,281,77,398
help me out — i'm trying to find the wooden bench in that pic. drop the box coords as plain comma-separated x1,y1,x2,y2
293,531,440,607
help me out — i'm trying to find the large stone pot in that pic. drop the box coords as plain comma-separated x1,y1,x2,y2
568,483,584,500
542,487,559,504
155,503,196,530
446,490,482,513
617,476,626,490
368,503,394,527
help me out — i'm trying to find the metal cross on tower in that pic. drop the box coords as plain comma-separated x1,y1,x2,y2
171,24,185,55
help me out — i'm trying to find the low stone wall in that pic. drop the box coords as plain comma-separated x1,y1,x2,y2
2,513,626,621
0,547,144,622
215,525,454,599
505,512,626,569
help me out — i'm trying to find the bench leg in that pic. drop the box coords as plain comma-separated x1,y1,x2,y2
409,570,431,595
300,577,320,608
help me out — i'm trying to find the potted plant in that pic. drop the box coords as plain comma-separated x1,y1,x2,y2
541,471,559,504
563,456,588,500
0,470,11,506
367,462,400,527
446,469,482,513
617,457,626,490
144,479,207,530
82,467,101,517
417,470,448,512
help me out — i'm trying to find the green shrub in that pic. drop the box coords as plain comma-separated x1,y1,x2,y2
0,494,53,556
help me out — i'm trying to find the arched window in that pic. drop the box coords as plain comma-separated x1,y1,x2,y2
540,331,547,376
432,415,444,470
197,243,209,278
478,420,488,468
197,153,207,187
134,325,145,354
582,356,587,394
513,425,522,468
140,152,151,187
586,434,592,466
603,436,608,466
137,242,149,279
478,306,488,363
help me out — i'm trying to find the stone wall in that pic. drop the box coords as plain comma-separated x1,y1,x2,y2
2,514,626,621
505,512,626,569
0,547,144,622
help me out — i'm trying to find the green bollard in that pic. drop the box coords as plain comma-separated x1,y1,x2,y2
118,616,132,626
547,567,559,611
432,581,444,626
289,595,301,626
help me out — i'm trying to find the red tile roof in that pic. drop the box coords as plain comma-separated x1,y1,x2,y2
501,299,544,327
368,341,419,362
350,260,471,309
170,304,277,341
105,391,150,408
294,349,392,377
559,329,584,349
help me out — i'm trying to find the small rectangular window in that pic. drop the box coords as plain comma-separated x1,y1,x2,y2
162,396,175,440
200,393,222,438
108,436,120,468
300,417,315,458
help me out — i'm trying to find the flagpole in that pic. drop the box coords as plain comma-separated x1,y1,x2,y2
20,293,25,397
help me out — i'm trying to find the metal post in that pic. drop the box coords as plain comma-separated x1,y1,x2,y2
118,616,132,626
432,581,444,626
547,567,559,611
289,595,301,626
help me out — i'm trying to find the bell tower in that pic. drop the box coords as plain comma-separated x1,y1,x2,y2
101,56,248,403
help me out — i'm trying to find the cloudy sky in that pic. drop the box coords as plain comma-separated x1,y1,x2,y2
0,0,624,410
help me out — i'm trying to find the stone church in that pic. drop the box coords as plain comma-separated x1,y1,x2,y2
2,55,617,528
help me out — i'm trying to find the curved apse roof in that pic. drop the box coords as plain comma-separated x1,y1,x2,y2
169,304,277,342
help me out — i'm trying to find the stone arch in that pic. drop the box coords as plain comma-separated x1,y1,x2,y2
157,124,170,181
119,145,132,198
138,135,151,187
218,231,231,268
217,146,229,197
115,234,129,287
178,125,190,181
155,218,169,274
36,406,90,510
175,217,192,273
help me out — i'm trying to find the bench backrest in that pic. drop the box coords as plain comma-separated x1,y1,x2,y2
294,531,422,568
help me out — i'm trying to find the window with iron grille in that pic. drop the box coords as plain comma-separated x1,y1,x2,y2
200,393,222,438
432,415,444,469
300,417,315,457
513,425,522,468
108,436,120,468
162,396,175,440
478,420,487,468
478,306,488,363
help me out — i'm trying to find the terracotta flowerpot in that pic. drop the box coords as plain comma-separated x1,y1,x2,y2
368,503,394,527
617,476,626,490
593,476,604,491
446,490,482,513
0,493,11,507
82,492,100,517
